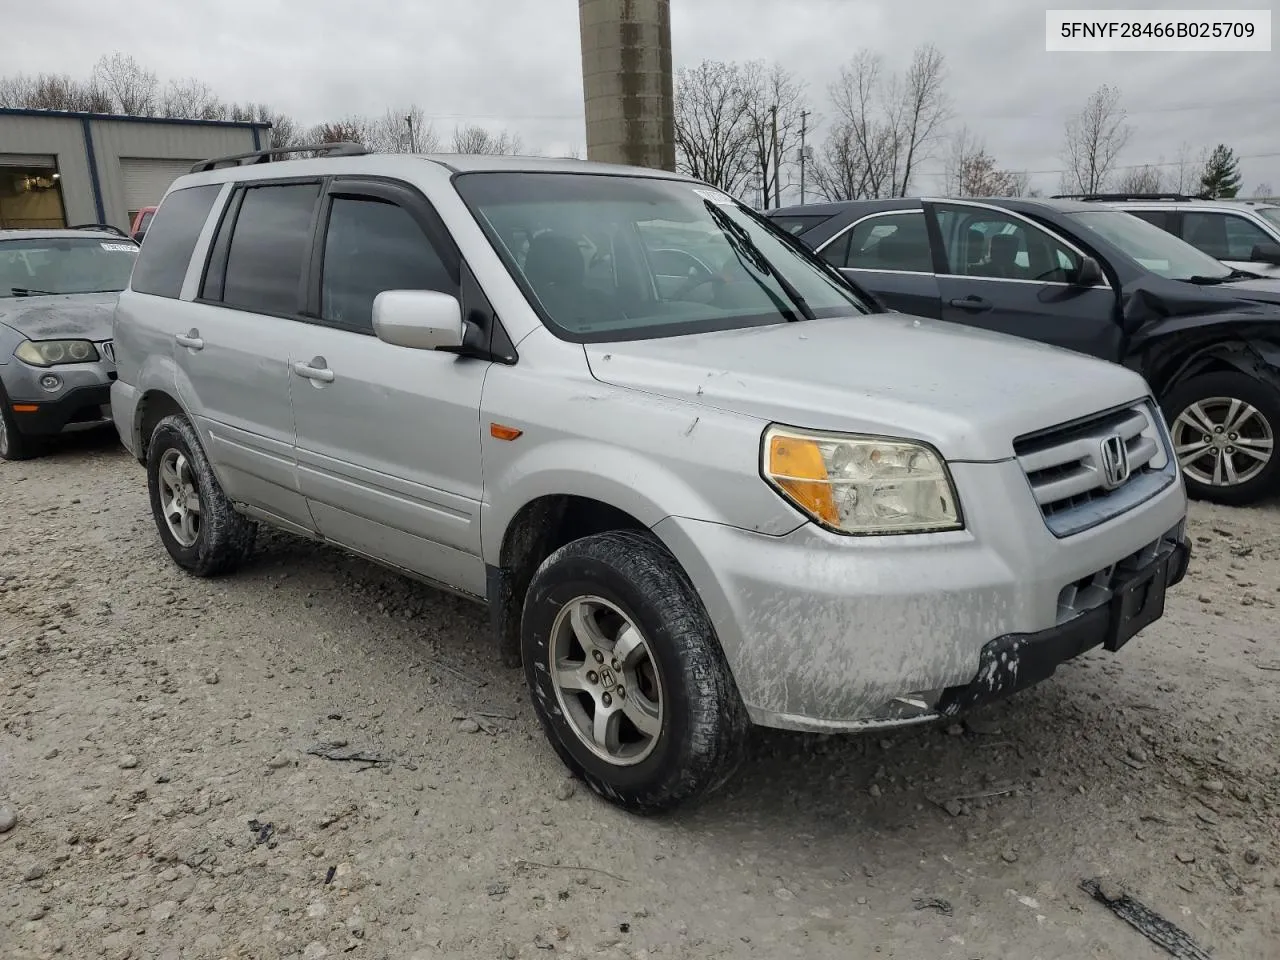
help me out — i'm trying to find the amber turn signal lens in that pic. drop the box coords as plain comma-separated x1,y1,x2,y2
768,434,839,525
490,423,523,441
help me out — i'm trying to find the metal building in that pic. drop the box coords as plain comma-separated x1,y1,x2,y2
0,109,269,232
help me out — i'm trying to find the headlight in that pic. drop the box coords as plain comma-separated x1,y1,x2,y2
762,425,962,535
14,339,100,367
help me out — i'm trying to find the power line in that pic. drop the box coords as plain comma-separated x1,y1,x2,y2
964,95,1278,122
999,150,1280,178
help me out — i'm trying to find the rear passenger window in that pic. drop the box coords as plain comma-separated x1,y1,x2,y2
839,213,934,272
219,183,319,316
130,184,221,299
1129,210,1171,231
319,197,453,333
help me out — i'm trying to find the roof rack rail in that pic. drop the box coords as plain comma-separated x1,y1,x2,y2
68,223,130,238
1051,192,1211,202
190,141,367,174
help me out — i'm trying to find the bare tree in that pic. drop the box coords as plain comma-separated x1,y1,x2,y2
1114,164,1165,195
450,123,522,155
893,43,951,196
739,61,808,207
1252,182,1274,199
0,72,112,112
161,77,223,120
312,119,367,144
673,60,756,196
92,53,158,116
1059,84,1132,194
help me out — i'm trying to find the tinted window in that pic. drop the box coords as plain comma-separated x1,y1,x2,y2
320,197,453,332
839,212,933,272
1183,212,1272,261
770,214,833,237
1128,209,1171,231
935,204,1084,283
130,184,220,298
220,183,319,316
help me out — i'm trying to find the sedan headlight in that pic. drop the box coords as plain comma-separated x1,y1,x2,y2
762,425,962,535
14,339,100,367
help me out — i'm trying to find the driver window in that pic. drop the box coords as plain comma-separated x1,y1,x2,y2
935,205,1082,283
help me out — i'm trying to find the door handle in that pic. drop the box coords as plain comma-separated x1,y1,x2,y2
175,330,204,350
293,357,335,383
948,296,993,312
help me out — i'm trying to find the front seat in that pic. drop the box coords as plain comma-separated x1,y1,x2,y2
522,232,620,327
986,233,1022,278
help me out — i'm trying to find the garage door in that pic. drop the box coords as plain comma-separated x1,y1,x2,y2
120,158,200,214
0,154,56,168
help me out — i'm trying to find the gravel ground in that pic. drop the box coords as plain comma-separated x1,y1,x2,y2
2,430,1278,960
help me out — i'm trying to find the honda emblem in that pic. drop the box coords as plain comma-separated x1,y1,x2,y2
1099,435,1131,490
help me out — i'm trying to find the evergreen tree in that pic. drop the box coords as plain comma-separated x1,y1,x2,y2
1200,144,1242,198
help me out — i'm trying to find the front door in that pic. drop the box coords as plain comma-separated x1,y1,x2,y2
288,178,490,598
928,201,1122,361
819,209,943,319
1181,210,1280,278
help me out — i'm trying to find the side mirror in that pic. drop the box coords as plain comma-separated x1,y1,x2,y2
1251,242,1280,266
1073,256,1105,287
372,290,464,351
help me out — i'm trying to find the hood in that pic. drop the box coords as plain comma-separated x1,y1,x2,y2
0,292,119,342
585,313,1152,462
1212,276,1280,307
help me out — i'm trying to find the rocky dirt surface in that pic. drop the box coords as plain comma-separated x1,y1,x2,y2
2,431,1278,960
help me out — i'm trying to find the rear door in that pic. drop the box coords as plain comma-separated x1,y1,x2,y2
181,178,320,534
816,209,942,318
927,201,1122,360
1181,210,1280,277
286,177,490,598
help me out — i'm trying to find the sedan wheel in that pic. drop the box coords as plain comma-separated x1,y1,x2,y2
1162,371,1280,506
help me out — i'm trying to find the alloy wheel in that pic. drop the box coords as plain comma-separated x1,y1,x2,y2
158,447,203,547
548,596,664,766
1172,396,1275,488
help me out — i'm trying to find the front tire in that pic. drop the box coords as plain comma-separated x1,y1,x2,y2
146,414,257,576
521,530,749,814
1162,371,1280,506
0,381,40,461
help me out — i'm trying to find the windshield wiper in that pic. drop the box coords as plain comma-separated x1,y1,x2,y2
702,199,817,322
10,287,58,297
1181,275,1232,285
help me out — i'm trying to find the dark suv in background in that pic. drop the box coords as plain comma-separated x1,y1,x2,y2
771,197,1280,505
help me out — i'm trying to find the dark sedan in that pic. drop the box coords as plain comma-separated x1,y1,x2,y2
771,197,1280,505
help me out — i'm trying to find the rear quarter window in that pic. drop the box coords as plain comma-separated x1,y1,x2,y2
130,184,222,299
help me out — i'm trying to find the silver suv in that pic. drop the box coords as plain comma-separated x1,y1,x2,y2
1061,193,1280,277
111,144,1191,813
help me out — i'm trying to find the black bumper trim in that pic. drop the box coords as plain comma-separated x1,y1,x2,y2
936,536,1190,717
9,383,113,436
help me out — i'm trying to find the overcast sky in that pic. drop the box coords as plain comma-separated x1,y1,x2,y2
12,0,1280,196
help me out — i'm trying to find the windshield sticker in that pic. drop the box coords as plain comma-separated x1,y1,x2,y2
100,242,137,253
692,187,734,206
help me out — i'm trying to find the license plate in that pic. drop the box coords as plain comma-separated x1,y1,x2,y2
1104,554,1170,652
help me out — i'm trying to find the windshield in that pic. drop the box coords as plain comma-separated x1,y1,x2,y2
1258,207,1280,231
454,172,871,341
1067,209,1232,281
0,236,137,298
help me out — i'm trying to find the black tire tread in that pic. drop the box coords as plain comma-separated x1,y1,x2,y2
0,380,38,461
146,414,256,577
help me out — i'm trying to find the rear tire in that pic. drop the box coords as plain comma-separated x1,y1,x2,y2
1162,371,1280,506
0,381,40,461
146,414,256,576
521,530,749,814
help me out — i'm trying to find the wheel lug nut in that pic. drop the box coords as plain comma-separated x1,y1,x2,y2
1229,433,1238,441
615,687,625,699
587,671,599,684
1227,446,1235,454
602,693,612,707
592,650,604,663
611,659,620,671
1214,426,1224,433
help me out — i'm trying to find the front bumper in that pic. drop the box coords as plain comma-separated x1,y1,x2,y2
653,458,1189,733
3,354,116,437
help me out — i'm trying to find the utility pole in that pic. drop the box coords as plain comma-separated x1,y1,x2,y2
799,110,809,204
405,115,416,153
769,104,780,209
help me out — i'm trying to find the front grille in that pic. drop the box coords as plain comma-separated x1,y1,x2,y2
1015,400,1177,538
